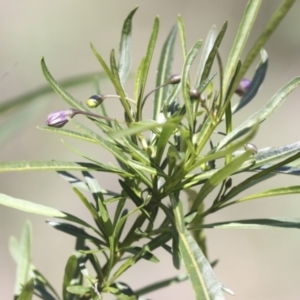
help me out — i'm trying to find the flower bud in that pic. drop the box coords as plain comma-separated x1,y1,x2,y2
189,89,200,100
86,94,105,108
244,143,257,154
235,78,251,96
168,74,181,85
46,109,76,128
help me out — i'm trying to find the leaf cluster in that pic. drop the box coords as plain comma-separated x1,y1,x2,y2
1,1,299,299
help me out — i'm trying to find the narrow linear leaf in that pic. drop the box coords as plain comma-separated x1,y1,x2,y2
118,6,138,86
222,0,262,96
177,15,187,60
191,217,300,230
194,25,217,89
136,16,159,120
33,268,61,300
16,278,34,300
48,221,105,246
37,126,98,144
153,25,177,120
109,120,160,138
223,145,300,202
239,0,296,81
14,222,32,297
63,255,78,300
251,141,300,168
0,160,107,173
192,150,254,210
135,274,188,296
179,229,224,300
155,116,183,165
90,43,133,121
217,77,300,150
236,185,300,203
182,40,203,131
41,58,87,110
0,193,66,217
190,121,258,172
200,21,227,84
172,196,224,300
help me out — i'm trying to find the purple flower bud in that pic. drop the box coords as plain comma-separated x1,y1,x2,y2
235,78,251,97
46,109,76,128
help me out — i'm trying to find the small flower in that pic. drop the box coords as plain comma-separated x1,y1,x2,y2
46,109,76,128
235,78,251,96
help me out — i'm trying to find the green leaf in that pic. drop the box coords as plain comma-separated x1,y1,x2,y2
177,15,187,60
107,282,137,300
199,21,227,84
33,268,61,300
217,77,300,150
109,120,161,138
178,229,225,300
11,222,32,297
182,40,203,131
136,16,159,120
48,221,105,246
114,205,146,245
61,140,130,177
153,25,177,120
189,121,258,172
41,58,87,110
171,196,224,300
192,150,254,210
0,160,107,173
16,278,34,300
191,217,300,230
251,141,300,169
118,6,138,86
72,187,108,237
135,273,188,296
0,193,66,217
221,150,300,203
37,126,99,144
222,0,262,97
58,171,90,192
66,285,90,295
110,48,129,102
122,246,159,263
239,0,296,82
90,43,133,121
194,25,217,89
63,255,78,300
155,116,183,165
236,186,300,203
108,247,146,284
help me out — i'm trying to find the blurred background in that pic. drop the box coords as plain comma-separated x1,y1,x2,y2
1,0,300,299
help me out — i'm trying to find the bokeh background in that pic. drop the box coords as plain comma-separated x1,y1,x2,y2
1,1,300,299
